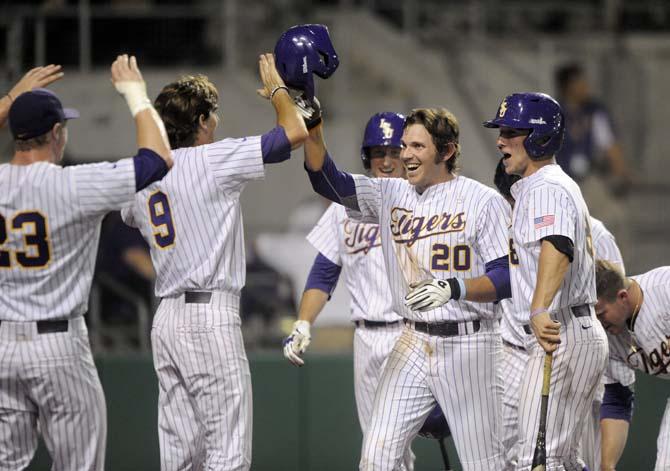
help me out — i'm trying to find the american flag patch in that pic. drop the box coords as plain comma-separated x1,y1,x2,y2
534,215,555,229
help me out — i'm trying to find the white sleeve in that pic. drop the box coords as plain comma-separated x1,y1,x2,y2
592,219,625,273
70,158,136,216
306,204,342,265
524,185,576,243
351,174,383,224
205,136,264,193
120,202,138,228
474,194,512,262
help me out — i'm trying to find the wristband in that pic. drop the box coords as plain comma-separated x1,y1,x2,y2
530,307,548,319
114,81,152,117
270,85,289,100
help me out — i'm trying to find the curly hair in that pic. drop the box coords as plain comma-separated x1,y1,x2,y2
154,75,219,149
404,108,461,173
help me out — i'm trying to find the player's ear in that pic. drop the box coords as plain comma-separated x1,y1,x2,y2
617,288,628,304
439,142,456,162
51,122,64,143
198,114,208,130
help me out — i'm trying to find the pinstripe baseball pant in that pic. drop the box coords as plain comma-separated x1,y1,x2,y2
354,322,414,471
0,317,106,471
360,320,504,471
152,292,252,471
515,307,608,471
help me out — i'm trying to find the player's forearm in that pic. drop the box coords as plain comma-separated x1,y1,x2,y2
530,240,570,311
304,123,327,171
134,108,173,168
272,89,308,149
600,418,629,470
297,289,329,324
463,276,498,302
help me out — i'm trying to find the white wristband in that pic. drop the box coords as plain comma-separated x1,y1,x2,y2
114,81,152,117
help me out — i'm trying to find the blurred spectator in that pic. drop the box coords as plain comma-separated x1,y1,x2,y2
555,62,632,256
555,62,632,190
240,240,297,349
95,211,155,347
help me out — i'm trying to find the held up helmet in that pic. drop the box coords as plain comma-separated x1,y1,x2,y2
274,24,339,99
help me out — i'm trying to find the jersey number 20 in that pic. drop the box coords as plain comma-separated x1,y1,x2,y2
0,211,51,268
148,191,176,248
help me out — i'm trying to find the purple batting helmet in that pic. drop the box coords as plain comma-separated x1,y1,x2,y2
483,92,565,160
274,24,339,99
360,112,405,169
418,404,451,440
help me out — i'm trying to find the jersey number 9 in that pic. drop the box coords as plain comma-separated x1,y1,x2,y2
148,191,176,249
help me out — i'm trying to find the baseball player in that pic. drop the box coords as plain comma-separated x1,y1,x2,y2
492,157,627,470
0,55,172,470
594,260,670,470
298,100,511,469
120,53,308,471
482,92,608,470
283,112,422,469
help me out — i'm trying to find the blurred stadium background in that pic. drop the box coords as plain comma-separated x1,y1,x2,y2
2,0,669,469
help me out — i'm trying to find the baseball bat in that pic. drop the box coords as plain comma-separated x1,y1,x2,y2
438,437,453,471
531,352,554,471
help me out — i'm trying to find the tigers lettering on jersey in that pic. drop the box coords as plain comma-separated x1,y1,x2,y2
351,174,510,323
343,219,381,255
389,207,466,246
307,203,400,323
627,338,670,376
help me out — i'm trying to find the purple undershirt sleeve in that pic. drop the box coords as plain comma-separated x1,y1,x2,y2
133,148,169,191
305,153,359,211
304,252,342,298
261,126,291,164
485,255,511,300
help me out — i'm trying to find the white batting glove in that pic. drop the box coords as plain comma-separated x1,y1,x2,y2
283,320,311,367
405,278,458,311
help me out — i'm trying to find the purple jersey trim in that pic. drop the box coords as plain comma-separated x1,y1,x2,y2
600,382,634,422
304,252,342,297
133,148,169,191
485,255,511,300
261,126,291,164
305,153,358,208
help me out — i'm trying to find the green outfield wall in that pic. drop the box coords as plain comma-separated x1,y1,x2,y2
28,353,669,470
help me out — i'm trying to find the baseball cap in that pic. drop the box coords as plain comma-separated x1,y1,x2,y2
8,88,79,140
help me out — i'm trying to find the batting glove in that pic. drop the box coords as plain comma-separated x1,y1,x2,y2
283,320,311,367
404,278,463,312
293,93,322,130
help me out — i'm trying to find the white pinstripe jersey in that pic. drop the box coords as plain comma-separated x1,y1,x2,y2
509,164,595,324
606,267,670,383
351,174,510,323
500,216,624,349
307,203,401,323
121,136,263,298
590,216,636,385
0,159,136,321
